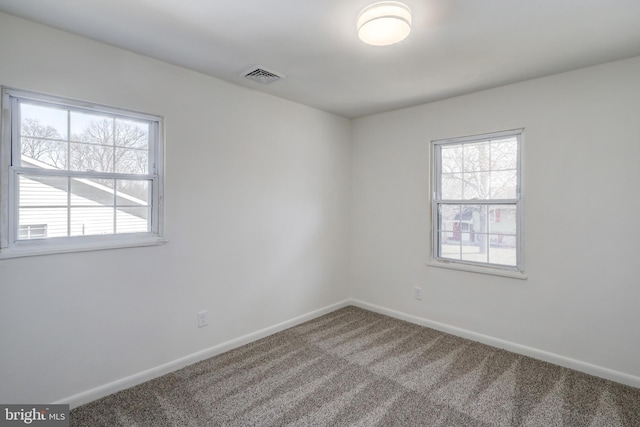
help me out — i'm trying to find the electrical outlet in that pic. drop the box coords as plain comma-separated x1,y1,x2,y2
197,310,208,328
414,287,423,301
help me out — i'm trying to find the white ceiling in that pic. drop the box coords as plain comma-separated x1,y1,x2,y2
1,0,640,118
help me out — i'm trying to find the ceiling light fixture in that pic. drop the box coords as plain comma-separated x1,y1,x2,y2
357,1,412,46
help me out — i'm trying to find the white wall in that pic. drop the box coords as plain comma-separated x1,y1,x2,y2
2,9,640,407
350,56,640,382
0,12,352,404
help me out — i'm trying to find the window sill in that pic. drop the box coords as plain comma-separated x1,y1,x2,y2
0,236,168,260
426,259,527,280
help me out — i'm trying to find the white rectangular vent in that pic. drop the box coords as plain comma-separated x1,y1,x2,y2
243,67,284,84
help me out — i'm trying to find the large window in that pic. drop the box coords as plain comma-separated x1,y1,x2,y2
431,129,523,276
0,87,164,257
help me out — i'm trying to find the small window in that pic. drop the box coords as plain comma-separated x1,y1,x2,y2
1,87,164,257
18,224,48,240
430,129,524,276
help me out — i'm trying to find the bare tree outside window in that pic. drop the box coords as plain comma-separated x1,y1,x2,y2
20,108,150,201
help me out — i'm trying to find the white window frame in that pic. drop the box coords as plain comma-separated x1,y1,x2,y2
0,87,166,259
428,129,526,279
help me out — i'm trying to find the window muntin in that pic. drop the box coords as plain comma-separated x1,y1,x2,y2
1,87,163,255
432,130,523,272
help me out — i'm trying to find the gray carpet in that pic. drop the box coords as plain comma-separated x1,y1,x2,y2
71,306,640,426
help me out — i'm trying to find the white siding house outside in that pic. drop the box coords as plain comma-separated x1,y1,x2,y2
18,156,149,239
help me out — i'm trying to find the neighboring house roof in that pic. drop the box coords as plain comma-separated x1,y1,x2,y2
19,156,148,237
22,155,148,206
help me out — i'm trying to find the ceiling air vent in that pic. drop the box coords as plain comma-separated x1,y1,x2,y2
241,66,285,84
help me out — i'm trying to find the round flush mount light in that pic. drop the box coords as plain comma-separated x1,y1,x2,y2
358,1,412,46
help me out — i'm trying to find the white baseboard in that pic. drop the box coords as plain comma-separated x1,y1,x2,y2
349,298,640,389
56,300,351,409
57,297,639,409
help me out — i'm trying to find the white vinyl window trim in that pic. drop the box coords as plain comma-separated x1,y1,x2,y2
0,87,166,259
428,129,526,279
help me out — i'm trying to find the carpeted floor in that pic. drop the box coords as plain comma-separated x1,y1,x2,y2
71,306,640,426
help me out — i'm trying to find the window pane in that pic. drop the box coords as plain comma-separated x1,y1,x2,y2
463,142,491,172
19,175,68,206
441,173,462,199
438,204,460,232
464,204,487,231
489,206,517,235
438,204,462,260
20,138,68,169
116,119,149,149
70,178,114,235
70,142,114,172
70,207,114,236
462,172,490,199
20,103,68,140
490,138,517,171
18,176,69,239
116,180,150,204
439,232,460,260
70,178,114,206
70,112,113,145
116,208,150,234
441,145,462,173
490,170,517,199
489,236,517,266
18,208,68,238
115,148,148,174
461,233,488,263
